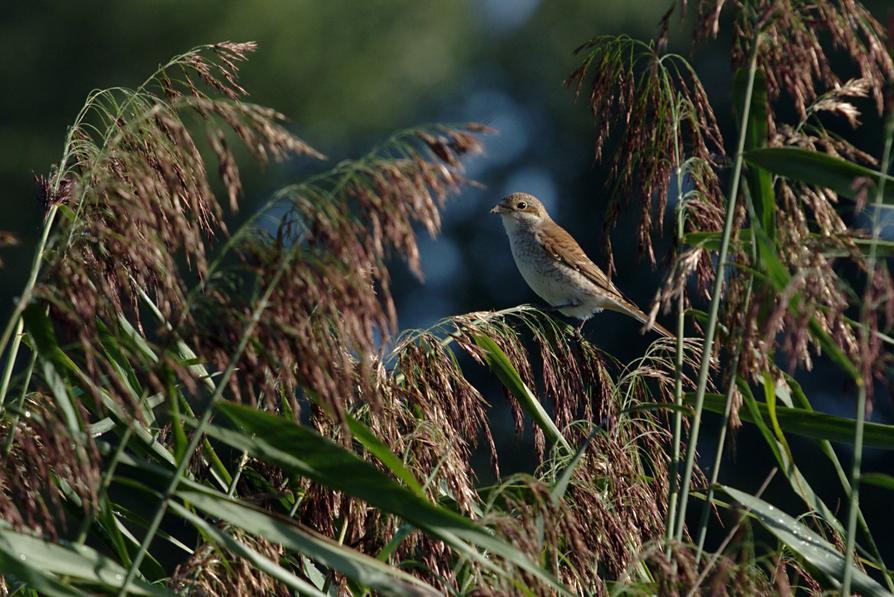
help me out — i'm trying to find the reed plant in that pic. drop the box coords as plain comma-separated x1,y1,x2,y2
2,1,894,594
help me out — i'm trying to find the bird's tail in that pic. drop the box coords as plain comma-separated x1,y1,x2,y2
613,300,673,338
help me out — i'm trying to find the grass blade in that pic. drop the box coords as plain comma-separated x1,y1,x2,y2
167,501,325,597
0,525,165,596
175,486,439,595
0,548,85,597
781,375,894,592
862,473,894,491
736,67,774,238
473,334,571,452
346,413,425,497
688,392,894,448
736,383,846,538
721,486,891,596
744,147,894,203
673,35,760,541
210,401,570,594
551,426,598,502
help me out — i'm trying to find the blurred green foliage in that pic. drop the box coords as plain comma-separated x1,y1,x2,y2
0,0,673,297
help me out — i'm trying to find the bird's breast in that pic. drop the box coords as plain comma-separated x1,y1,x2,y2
503,225,617,321
507,229,583,305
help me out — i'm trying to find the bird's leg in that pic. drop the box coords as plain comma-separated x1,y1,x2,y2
575,318,587,336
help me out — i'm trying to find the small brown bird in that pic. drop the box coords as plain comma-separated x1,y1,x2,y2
492,192,671,336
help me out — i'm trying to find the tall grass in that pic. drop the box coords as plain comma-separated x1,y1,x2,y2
1,1,894,594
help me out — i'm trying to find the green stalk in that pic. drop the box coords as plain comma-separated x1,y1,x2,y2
694,150,761,561
0,205,59,396
806,388,894,592
1,349,37,456
687,468,777,597
811,402,894,591
72,386,156,546
693,330,747,562
841,310,871,591
664,95,688,548
0,319,23,411
136,284,234,490
117,252,295,594
75,424,135,545
842,110,894,596
227,451,249,497
673,36,761,542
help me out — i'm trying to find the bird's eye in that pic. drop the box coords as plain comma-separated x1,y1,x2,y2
516,201,527,210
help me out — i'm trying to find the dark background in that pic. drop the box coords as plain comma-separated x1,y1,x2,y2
2,0,893,560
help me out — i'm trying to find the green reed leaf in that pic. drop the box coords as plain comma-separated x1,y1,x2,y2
346,413,425,497
168,501,325,597
861,473,894,491
473,333,571,452
745,147,894,203
722,486,891,596
209,401,570,595
174,486,439,595
736,67,775,239
0,524,164,596
690,392,894,449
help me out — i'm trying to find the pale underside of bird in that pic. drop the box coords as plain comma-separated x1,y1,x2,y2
492,192,671,337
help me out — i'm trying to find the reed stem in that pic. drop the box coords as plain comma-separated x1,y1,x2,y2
841,108,894,596
1,348,37,456
673,35,760,542
664,95,688,548
0,205,59,406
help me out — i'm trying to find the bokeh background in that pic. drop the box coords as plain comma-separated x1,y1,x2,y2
2,0,893,557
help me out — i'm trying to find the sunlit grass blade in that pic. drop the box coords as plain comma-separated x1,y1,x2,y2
721,486,892,596
175,486,440,596
473,333,571,452
23,304,179,468
736,382,847,542
0,539,86,597
688,392,894,448
744,147,894,203
208,401,571,594
168,501,325,597
762,373,793,466
0,525,165,596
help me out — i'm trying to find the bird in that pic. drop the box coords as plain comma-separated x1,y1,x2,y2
491,192,671,337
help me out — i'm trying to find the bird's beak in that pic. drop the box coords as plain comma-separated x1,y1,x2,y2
490,203,505,214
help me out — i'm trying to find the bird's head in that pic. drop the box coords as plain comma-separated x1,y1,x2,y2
490,193,548,230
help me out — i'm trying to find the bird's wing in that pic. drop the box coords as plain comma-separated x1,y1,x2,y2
536,223,624,298
536,223,672,337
